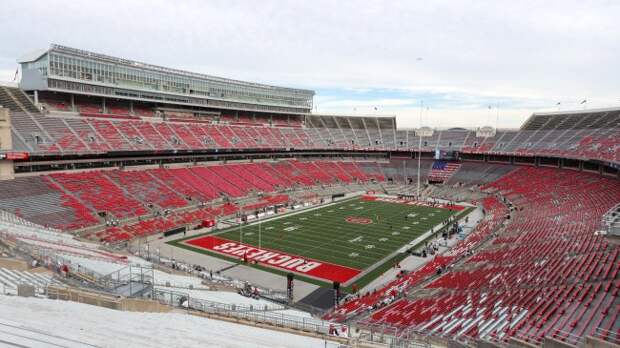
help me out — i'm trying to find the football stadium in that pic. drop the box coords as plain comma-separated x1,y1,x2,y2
0,2,618,348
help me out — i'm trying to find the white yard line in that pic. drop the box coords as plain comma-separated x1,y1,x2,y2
213,193,365,233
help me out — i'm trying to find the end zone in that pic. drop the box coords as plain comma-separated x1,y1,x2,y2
183,235,362,283
362,195,466,211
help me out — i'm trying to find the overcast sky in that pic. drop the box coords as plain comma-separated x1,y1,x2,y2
1,0,618,128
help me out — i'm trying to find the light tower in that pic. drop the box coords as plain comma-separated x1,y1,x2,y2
415,101,434,198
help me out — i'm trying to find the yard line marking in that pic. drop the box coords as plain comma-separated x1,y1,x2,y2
197,197,461,274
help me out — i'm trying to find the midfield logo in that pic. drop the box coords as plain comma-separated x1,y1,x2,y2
345,216,373,225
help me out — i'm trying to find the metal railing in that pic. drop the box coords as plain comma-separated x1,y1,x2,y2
153,287,346,337
129,245,289,303
592,327,619,345
356,323,434,348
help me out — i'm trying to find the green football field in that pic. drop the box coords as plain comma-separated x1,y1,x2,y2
214,197,456,270
170,196,465,288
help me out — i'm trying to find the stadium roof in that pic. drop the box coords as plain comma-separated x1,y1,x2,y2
521,107,620,131
16,48,48,64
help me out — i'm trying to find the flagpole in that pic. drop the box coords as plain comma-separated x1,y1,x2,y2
487,105,492,126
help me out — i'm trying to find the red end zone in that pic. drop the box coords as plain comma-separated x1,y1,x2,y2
184,235,361,283
362,195,466,211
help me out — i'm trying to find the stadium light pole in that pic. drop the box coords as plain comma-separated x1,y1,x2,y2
239,207,243,245
496,102,500,128
416,100,424,199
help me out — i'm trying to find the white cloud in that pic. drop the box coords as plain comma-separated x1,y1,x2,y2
0,0,618,128
315,98,414,109
0,70,16,82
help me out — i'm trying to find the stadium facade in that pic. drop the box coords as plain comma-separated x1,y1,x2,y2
18,44,314,114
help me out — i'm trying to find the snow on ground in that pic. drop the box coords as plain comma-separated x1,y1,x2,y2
61,255,131,275
0,220,75,244
3,214,315,316
61,254,303,311
181,288,282,308
168,287,312,317
272,308,314,318
0,295,335,348
153,270,210,289
61,254,207,288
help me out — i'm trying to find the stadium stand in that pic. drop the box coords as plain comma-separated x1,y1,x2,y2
190,166,247,197
0,268,58,295
8,95,620,164
357,162,387,182
10,81,617,162
150,167,218,202
445,162,516,186
104,169,188,210
270,160,317,186
92,203,238,243
0,176,100,230
0,160,393,240
324,196,507,322
355,167,620,345
49,171,150,220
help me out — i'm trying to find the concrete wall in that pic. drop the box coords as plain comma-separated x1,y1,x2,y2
47,286,169,313
543,337,578,348
448,339,469,348
120,298,171,313
28,266,52,274
17,284,35,297
477,339,502,348
584,336,620,348
0,160,14,181
0,107,12,150
0,258,29,271
0,107,14,181
508,338,539,348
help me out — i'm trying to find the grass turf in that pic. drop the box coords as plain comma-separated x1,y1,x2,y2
212,197,455,270
169,197,462,288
